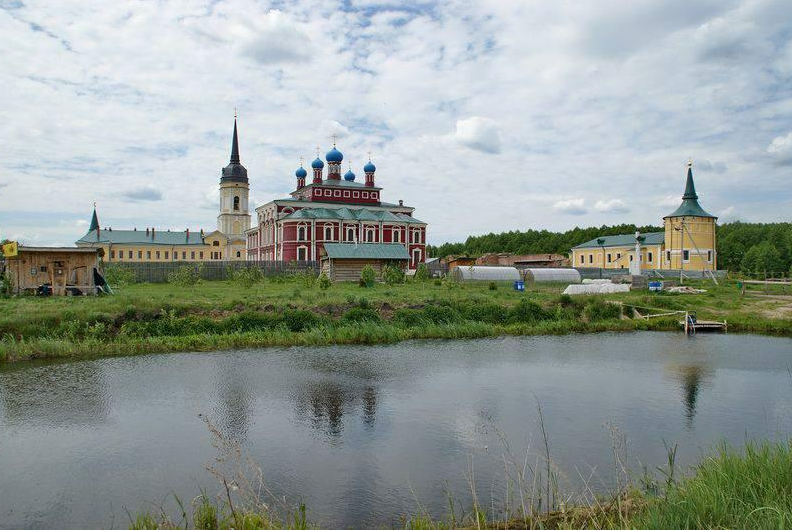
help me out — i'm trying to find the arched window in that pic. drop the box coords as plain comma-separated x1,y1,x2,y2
324,225,333,241
346,227,355,242
297,225,307,241
236,251,241,258
233,196,240,211
393,228,401,243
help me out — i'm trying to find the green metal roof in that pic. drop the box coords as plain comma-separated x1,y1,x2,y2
76,229,206,246
572,232,665,249
664,166,716,219
323,243,410,260
282,207,425,224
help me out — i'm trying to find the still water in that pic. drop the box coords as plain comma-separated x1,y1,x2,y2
0,332,790,529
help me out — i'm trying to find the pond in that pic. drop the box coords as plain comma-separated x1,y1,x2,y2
1,332,790,529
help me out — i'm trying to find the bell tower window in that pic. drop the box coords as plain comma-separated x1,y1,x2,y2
233,196,240,211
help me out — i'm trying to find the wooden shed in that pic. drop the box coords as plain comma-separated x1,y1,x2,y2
4,246,103,296
321,243,409,282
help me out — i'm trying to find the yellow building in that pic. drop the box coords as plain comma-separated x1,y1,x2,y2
75,118,250,262
570,163,717,272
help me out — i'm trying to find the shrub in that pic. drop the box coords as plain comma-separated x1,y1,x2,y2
342,306,381,323
360,265,376,287
317,272,331,290
508,299,553,324
281,309,323,332
298,270,317,288
414,263,430,282
382,264,405,285
0,272,13,297
392,308,432,327
583,299,622,321
488,281,497,291
167,265,202,286
228,266,264,287
104,266,137,286
460,302,508,324
422,304,460,324
433,279,442,286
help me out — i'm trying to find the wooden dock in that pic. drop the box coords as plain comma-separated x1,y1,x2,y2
680,312,727,334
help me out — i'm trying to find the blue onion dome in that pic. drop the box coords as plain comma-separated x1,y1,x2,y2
326,147,343,163
364,160,376,173
311,157,324,169
344,169,356,181
295,166,307,178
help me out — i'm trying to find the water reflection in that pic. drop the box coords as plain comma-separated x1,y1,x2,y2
0,360,109,426
666,363,713,428
211,357,254,442
292,381,379,439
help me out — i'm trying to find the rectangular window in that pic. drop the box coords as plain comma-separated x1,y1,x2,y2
118,250,123,260
147,251,152,259
683,250,690,261
191,251,195,259
138,250,142,259
182,251,187,260
110,250,115,259
666,250,671,262
647,252,653,263
607,253,612,263
362,191,369,199
128,250,133,259
200,252,204,259
343,191,350,198
588,254,593,264
164,251,169,259
353,191,359,198
174,252,178,260
372,192,378,200
156,251,160,259
707,250,713,262
334,190,341,197
580,255,584,264
297,247,307,261
616,253,621,260
629,255,633,261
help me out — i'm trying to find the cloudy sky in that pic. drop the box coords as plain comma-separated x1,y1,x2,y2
1,0,791,246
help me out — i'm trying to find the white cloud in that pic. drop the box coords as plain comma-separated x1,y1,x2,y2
718,205,737,221
122,186,163,201
239,10,313,65
75,219,88,227
659,195,681,207
767,132,792,165
553,198,588,215
594,199,630,213
452,117,501,154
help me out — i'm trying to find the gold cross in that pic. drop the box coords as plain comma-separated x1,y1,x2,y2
299,157,304,167
234,107,238,119
331,133,337,147
316,146,321,158
367,150,372,161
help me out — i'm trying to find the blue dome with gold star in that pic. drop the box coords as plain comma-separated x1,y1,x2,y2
344,169,355,181
311,157,324,169
295,166,307,178
326,147,343,163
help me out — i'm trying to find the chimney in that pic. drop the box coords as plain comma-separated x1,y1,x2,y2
200,228,204,237
133,227,137,231
151,227,155,238
398,199,403,206
186,228,190,242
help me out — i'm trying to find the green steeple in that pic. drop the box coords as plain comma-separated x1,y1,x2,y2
89,206,100,231
664,163,716,219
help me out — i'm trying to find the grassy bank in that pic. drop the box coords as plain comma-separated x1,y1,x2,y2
1,277,791,362
127,439,792,529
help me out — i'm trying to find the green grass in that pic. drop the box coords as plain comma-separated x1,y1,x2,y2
1,277,790,362
127,439,792,529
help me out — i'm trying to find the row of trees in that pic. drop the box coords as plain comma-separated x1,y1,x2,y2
427,222,792,273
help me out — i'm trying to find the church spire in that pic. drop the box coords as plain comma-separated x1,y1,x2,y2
230,118,240,164
682,160,697,200
89,204,99,231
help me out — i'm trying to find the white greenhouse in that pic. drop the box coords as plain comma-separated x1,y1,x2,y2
521,268,581,284
451,266,522,282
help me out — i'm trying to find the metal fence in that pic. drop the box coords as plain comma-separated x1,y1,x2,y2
574,267,728,280
106,260,319,283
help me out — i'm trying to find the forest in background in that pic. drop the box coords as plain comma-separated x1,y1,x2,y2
427,222,792,274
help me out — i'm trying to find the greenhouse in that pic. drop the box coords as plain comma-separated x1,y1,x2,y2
451,266,521,282
522,268,581,284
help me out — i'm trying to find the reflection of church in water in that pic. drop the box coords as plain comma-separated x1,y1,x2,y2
292,381,378,438
667,363,713,428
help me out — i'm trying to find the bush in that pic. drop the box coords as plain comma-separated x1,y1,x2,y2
103,266,137,286
360,265,376,287
488,281,497,291
414,263,430,282
460,302,508,324
317,272,331,290
228,267,264,287
421,304,460,324
382,264,405,285
583,299,622,321
167,265,202,286
508,299,553,324
392,308,432,327
0,272,12,297
342,306,381,323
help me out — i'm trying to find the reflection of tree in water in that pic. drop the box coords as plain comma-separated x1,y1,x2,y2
0,361,109,426
667,363,713,429
293,381,379,438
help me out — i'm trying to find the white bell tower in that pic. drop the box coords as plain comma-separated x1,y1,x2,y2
217,116,251,237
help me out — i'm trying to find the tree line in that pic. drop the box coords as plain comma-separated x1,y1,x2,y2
427,222,792,274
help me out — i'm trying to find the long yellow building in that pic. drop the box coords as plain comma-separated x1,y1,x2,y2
571,163,717,272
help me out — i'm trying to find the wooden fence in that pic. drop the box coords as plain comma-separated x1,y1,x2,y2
106,260,319,283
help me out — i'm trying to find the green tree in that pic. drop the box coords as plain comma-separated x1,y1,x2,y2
741,241,784,276
359,265,376,287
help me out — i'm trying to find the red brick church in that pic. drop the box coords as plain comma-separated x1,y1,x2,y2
245,138,427,275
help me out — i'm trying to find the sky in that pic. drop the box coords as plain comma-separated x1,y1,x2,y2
1,0,791,247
